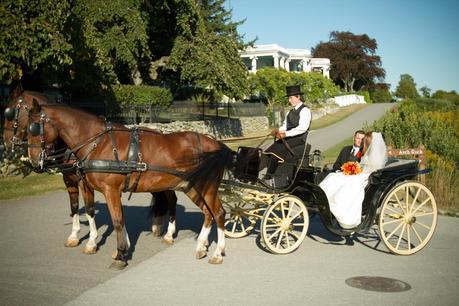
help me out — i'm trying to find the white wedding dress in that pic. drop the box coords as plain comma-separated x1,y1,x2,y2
319,133,388,229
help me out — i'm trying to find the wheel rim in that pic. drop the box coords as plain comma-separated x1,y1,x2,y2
379,181,437,255
223,201,257,238
261,196,309,254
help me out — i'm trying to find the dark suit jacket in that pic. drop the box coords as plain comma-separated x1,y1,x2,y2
332,145,361,171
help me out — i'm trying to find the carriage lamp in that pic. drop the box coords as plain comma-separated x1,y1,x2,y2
312,149,322,169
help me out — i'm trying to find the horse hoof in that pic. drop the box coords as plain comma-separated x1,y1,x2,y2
111,251,117,259
64,239,79,248
162,237,174,245
109,260,127,270
152,228,161,237
208,256,223,264
83,245,97,255
195,250,207,259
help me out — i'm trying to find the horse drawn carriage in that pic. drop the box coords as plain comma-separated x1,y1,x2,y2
219,144,438,256
3,93,437,268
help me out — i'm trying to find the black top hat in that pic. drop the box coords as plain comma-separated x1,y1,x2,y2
285,85,304,97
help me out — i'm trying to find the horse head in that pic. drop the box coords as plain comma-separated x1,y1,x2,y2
26,100,59,171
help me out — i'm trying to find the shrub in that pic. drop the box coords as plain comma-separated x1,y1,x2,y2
356,90,371,103
111,85,173,107
370,88,392,103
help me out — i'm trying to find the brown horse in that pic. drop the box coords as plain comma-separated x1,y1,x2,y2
3,92,177,255
26,99,234,269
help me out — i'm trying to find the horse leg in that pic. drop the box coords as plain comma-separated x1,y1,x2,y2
206,188,226,265
80,182,98,255
104,188,130,270
63,172,80,247
185,189,212,259
150,192,167,237
162,190,177,245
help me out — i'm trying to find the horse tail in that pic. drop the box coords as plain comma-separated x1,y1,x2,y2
183,142,235,193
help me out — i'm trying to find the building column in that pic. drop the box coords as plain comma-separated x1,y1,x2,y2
250,56,258,73
285,59,291,72
273,54,279,68
279,57,285,70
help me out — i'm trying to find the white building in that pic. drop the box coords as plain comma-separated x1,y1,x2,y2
240,44,330,78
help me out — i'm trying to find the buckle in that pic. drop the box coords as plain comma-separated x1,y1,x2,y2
137,162,147,172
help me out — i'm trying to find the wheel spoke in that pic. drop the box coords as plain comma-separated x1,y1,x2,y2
409,186,422,214
276,230,284,248
385,205,403,215
240,216,247,232
411,223,423,244
291,222,306,226
286,202,293,220
382,218,404,226
414,211,435,218
290,209,303,221
265,224,280,228
281,202,285,219
407,224,412,251
267,227,282,242
285,231,291,249
231,217,237,233
395,223,407,250
415,221,432,231
394,193,407,215
411,197,431,215
386,221,404,240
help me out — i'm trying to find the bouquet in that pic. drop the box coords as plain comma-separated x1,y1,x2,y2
341,161,362,175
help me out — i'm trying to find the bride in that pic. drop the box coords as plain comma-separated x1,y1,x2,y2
319,132,387,229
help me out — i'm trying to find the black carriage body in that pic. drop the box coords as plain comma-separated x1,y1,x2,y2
290,158,424,236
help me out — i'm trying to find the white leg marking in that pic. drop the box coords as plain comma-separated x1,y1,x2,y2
196,225,211,253
152,215,165,235
163,220,176,242
68,214,80,241
86,214,98,248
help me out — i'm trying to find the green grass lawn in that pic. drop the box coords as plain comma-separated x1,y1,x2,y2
0,173,66,201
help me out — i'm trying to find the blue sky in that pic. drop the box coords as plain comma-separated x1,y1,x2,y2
229,0,459,93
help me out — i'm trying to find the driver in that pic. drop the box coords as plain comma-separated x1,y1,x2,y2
262,85,311,180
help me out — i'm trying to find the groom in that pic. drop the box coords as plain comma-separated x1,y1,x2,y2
332,129,365,171
315,129,365,183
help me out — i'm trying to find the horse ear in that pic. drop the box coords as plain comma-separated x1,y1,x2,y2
31,98,41,114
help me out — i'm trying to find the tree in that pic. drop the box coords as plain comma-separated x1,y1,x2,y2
312,31,385,92
70,0,150,86
197,0,254,49
0,0,72,84
420,86,431,98
395,74,419,99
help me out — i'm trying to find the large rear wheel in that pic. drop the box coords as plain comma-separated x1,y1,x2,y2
261,196,309,254
378,181,437,255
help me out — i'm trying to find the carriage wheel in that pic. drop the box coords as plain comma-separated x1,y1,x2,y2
261,195,309,254
223,201,257,238
378,181,437,255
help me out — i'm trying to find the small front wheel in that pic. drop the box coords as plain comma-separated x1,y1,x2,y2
378,181,437,255
223,201,257,238
261,196,309,254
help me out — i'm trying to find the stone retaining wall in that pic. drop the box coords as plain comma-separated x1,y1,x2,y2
139,116,269,139
137,104,344,139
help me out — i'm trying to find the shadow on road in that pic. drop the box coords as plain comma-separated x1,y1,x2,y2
77,200,205,260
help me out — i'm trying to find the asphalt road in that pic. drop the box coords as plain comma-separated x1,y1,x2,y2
1,102,457,305
308,103,396,151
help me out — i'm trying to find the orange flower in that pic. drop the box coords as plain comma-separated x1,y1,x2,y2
341,161,362,175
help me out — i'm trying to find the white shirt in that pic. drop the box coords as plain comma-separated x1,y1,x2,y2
279,103,311,137
351,146,360,156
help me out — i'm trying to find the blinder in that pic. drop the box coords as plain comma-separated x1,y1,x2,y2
28,122,42,136
4,107,16,121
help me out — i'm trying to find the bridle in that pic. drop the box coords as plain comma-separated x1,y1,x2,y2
3,97,30,155
27,109,53,170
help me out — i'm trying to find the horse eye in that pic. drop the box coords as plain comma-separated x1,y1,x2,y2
28,122,41,136
4,107,15,121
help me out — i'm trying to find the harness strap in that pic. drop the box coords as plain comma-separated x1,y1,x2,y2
105,121,120,163
124,127,140,193
80,159,185,177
